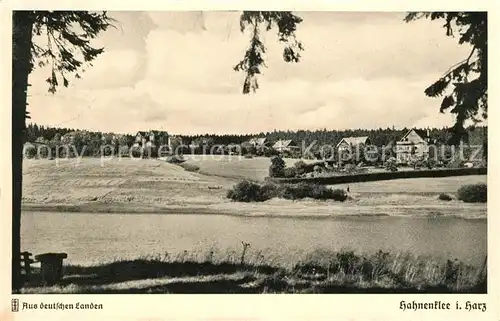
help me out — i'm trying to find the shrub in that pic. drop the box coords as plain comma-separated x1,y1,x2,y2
23,145,37,159
309,184,346,200
143,146,158,158
385,161,398,172
178,162,200,172
259,183,279,201
329,188,349,202
118,145,130,157
263,148,279,158
227,181,348,203
279,183,348,202
166,155,186,164
283,167,298,178
424,159,436,170
279,183,311,200
130,147,143,158
294,160,308,175
227,181,267,202
269,155,285,178
457,184,487,203
438,193,453,201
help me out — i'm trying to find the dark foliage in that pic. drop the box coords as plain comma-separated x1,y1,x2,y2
283,167,298,178
24,123,487,161
227,181,268,202
235,12,303,94
279,183,347,201
438,193,453,201
226,181,347,202
457,183,487,203
166,155,186,164
272,167,486,185
405,12,487,144
269,155,285,177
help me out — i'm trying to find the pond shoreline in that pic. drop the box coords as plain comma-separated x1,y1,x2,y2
22,201,487,221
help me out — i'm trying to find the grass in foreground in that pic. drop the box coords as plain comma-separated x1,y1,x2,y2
19,249,487,294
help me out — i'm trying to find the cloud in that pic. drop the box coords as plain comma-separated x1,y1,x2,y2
27,11,473,135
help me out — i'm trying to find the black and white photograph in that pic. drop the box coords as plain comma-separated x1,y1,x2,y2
10,10,489,298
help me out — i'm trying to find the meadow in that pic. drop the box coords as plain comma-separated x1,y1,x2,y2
19,248,486,294
22,156,486,219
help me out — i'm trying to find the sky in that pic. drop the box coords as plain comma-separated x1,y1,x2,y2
27,11,474,135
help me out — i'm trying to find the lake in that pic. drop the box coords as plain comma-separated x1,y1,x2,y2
21,212,487,267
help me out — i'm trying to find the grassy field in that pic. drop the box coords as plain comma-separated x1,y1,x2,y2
19,249,486,294
22,156,487,218
182,155,304,182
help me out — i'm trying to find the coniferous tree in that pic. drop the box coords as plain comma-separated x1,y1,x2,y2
405,12,487,144
12,10,114,291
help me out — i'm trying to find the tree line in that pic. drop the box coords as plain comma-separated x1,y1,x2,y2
25,123,487,156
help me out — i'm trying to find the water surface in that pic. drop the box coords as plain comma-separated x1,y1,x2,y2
22,212,487,266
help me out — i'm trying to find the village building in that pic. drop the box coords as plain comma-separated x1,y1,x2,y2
395,128,434,164
272,139,300,153
336,136,370,156
132,130,169,150
246,137,268,149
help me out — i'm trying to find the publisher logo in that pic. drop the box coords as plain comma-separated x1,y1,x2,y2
12,298,19,312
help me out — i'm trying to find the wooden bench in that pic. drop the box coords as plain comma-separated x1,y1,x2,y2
20,251,35,281
20,251,68,285
35,253,68,285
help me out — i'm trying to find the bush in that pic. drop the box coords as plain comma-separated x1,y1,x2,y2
143,146,158,158
279,183,347,202
269,155,285,178
227,181,267,202
424,159,436,170
23,145,37,159
329,188,349,201
385,161,398,172
294,160,307,174
283,167,298,178
118,145,130,157
279,183,311,200
259,183,279,201
130,147,143,158
178,162,200,172
227,181,348,203
457,184,487,203
263,148,279,158
310,185,348,201
166,155,186,164
438,193,453,201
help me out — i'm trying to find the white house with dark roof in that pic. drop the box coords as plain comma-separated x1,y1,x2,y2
273,139,300,153
395,128,433,164
336,136,370,152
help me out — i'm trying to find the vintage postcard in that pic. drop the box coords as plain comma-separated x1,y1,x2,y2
1,1,499,320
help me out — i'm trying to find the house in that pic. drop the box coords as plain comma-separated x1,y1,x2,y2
246,137,268,149
241,137,268,153
61,131,78,145
100,133,119,145
133,130,169,149
336,136,370,154
272,139,300,153
396,129,434,164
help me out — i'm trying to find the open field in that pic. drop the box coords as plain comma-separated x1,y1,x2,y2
182,155,305,182
19,248,486,294
22,157,487,219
